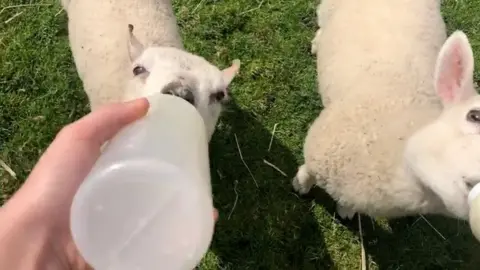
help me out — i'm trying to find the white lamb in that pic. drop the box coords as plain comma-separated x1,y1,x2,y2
61,0,240,140
293,0,480,221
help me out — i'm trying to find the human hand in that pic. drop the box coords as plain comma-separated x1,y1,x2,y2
0,98,218,270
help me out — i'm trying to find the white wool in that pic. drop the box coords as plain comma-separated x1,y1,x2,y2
62,0,240,140
294,0,480,220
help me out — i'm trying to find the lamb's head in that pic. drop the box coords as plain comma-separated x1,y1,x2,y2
124,24,240,140
405,30,480,220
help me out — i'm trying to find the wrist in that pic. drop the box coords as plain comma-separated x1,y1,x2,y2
0,204,68,269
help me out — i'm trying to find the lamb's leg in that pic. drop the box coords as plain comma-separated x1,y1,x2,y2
311,1,335,55
61,0,70,10
310,3,323,55
337,204,356,220
311,29,322,55
292,164,316,194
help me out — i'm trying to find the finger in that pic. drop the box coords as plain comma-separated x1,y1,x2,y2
5,99,150,223
22,98,149,195
59,98,149,148
213,208,218,222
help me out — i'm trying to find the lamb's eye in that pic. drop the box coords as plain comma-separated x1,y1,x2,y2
133,66,147,76
210,90,226,103
467,109,480,123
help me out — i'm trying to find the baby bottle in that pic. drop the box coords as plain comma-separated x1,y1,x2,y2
69,93,215,270
468,183,480,242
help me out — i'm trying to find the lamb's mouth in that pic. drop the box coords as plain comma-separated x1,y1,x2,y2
161,81,196,106
466,181,480,192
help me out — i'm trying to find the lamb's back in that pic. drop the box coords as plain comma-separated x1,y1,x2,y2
66,0,183,109
304,0,447,216
316,0,446,106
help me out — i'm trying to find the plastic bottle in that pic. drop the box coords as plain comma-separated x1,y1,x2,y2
69,93,215,270
468,183,480,242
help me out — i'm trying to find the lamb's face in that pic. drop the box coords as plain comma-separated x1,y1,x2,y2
125,25,240,140
405,31,480,220
409,96,480,220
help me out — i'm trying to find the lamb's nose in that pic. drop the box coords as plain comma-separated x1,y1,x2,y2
182,90,195,105
161,81,196,106
163,89,195,106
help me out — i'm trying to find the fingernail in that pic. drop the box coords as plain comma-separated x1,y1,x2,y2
129,97,149,108
125,98,150,115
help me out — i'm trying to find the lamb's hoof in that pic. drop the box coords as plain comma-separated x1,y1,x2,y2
292,165,314,195
337,204,356,220
311,43,317,55
292,176,311,195
311,29,322,55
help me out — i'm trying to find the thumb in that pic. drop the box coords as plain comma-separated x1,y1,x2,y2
60,98,150,148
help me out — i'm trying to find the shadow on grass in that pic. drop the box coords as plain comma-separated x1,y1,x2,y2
309,187,480,269
206,100,333,269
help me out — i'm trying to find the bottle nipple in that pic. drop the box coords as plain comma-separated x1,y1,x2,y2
468,183,480,242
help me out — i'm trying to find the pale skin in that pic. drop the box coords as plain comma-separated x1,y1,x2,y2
0,98,218,270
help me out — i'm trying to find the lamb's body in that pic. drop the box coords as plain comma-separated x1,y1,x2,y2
62,0,240,140
295,0,450,218
63,0,182,110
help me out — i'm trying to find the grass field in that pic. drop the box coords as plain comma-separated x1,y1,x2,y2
2,0,480,269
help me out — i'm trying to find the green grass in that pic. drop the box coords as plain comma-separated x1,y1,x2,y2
1,0,480,269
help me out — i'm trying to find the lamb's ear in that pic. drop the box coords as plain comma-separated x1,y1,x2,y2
434,30,476,107
128,24,144,61
221,59,241,86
